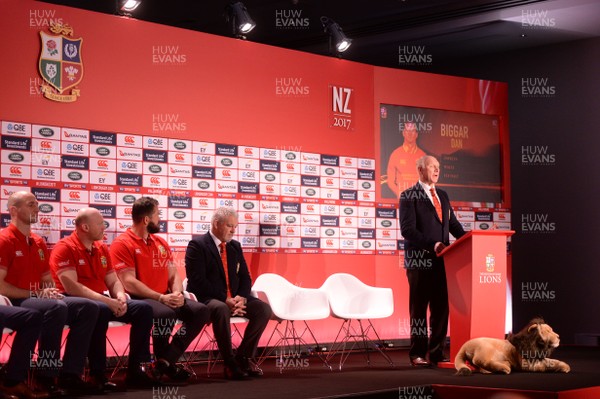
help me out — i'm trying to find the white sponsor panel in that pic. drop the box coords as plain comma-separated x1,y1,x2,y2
144,175,168,189
169,139,191,152
241,235,260,248
281,225,300,237
376,240,397,251
321,238,340,250
281,173,300,185
260,236,280,248
32,229,61,245
2,121,31,137
320,204,339,216
340,157,357,168
340,206,357,216
36,202,61,216
193,154,215,167
301,163,319,176
61,216,77,230
281,185,300,197
378,218,398,229
260,183,280,196
458,221,474,231
340,217,358,228
302,226,320,237
456,210,475,222
359,158,375,169
31,138,59,154
239,158,259,171
168,208,191,221
168,164,192,177
300,152,320,164
238,170,259,182
321,177,340,189
494,212,511,223
340,167,358,179
281,162,299,175
0,185,27,197
193,221,212,235
193,178,214,192
339,228,358,238
238,146,259,159
102,219,117,233
32,125,60,139
301,203,319,215
215,180,238,194
193,141,215,155
358,190,374,202
260,201,281,213
61,128,89,143
215,198,238,209
216,168,238,181
321,227,340,238
358,206,376,218
168,234,192,247
117,147,143,161
117,134,143,148
260,148,279,161
340,238,357,250
192,197,215,210
216,156,238,169
301,186,319,198
169,221,192,235
281,237,301,249
169,151,192,165
144,162,167,175
260,171,280,184
143,136,168,150
31,152,61,167
261,213,280,225
240,211,260,224
359,217,375,228
301,215,321,226
239,200,259,212
321,165,339,177
117,160,142,174
117,193,140,206
90,158,117,172
62,169,89,183
61,203,84,217
61,189,88,203
358,179,375,191
61,141,89,156
340,179,357,190
1,164,30,179
192,210,212,222
116,219,133,232
90,144,116,159
494,222,512,230
281,151,300,163
117,206,133,219
239,223,260,236
376,229,397,240
90,191,116,205
36,215,60,231
321,188,339,200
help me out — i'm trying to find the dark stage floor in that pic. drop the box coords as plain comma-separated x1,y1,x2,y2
72,346,600,399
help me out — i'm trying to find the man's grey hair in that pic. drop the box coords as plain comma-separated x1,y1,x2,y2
416,155,436,170
211,207,238,224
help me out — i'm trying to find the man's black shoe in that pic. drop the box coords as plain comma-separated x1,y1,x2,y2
151,360,191,382
409,357,431,367
58,373,100,395
235,355,263,377
88,374,119,393
125,367,160,389
223,361,248,380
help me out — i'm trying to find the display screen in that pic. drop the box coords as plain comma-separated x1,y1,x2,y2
379,104,502,204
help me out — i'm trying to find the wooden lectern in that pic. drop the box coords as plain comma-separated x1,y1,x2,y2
438,230,515,363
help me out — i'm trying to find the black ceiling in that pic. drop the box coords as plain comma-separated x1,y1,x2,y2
40,0,600,72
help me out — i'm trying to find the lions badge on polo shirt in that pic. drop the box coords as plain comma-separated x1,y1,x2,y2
38,249,45,261
158,245,167,257
101,256,108,269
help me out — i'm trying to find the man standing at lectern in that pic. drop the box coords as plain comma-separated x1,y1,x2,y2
399,155,465,367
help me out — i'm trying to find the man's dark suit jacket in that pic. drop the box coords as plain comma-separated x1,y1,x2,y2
399,182,465,263
185,232,254,303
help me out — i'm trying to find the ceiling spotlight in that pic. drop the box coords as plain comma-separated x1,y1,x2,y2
120,0,141,12
321,16,352,55
227,2,256,38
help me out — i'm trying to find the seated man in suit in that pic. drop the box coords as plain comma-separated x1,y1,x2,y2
185,207,272,380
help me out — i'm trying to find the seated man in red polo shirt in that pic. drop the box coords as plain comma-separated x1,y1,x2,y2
50,207,156,390
0,191,99,396
110,196,210,382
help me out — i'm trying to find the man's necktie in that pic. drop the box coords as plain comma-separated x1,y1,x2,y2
430,187,443,221
219,242,231,298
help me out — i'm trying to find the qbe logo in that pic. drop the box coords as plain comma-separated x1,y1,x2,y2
330,85,353,131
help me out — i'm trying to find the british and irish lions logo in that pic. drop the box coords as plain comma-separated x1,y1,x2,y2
38,21,83,102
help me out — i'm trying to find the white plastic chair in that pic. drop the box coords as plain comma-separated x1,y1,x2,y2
320,273,394,370
251,273,331,372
